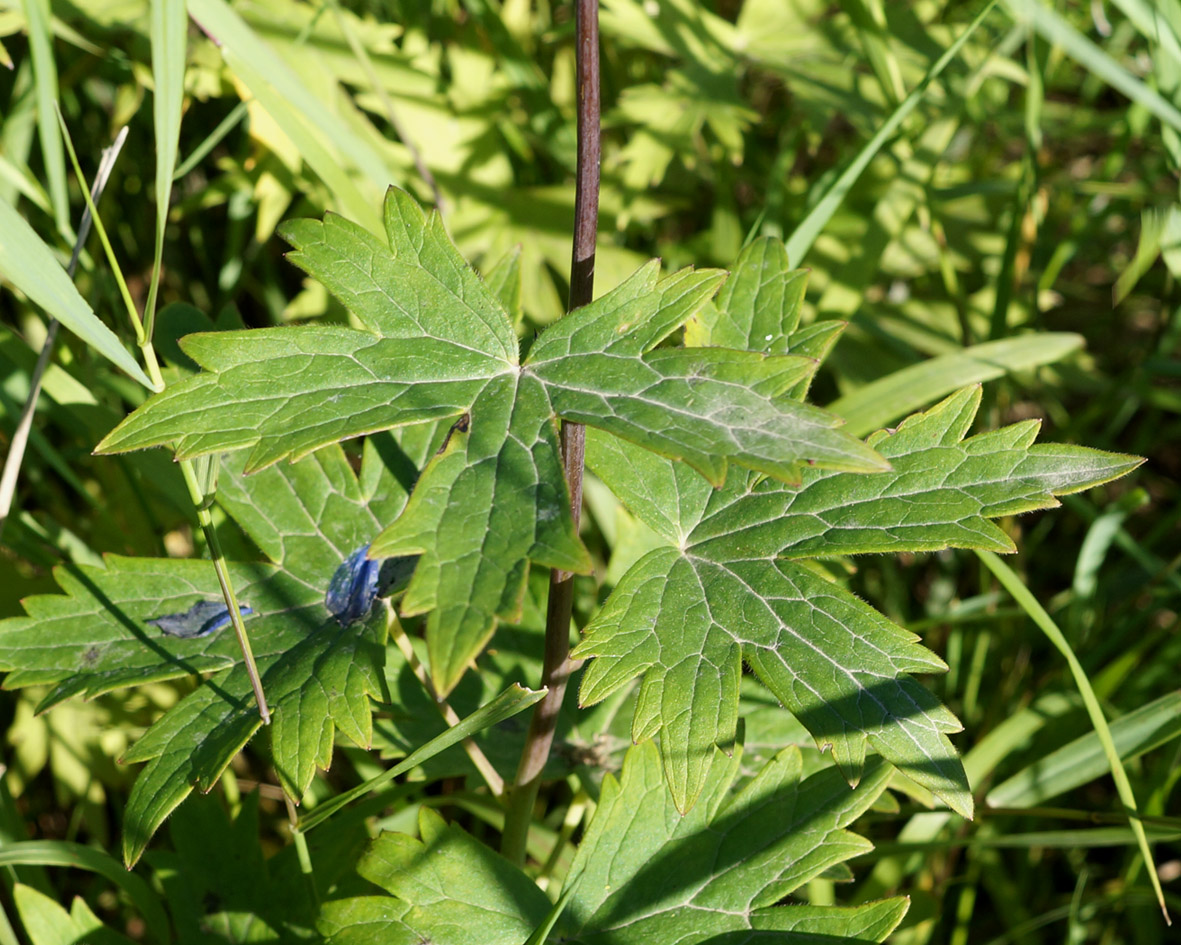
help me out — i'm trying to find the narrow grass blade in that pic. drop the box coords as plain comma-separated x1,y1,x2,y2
188,0,389,232
0,840,170,943
144,0,188,343
524,883,577,945
784,1,998,266
1003,0,1181,133
977,550,1170,923
21,0,69,237
0,194,153,389
828,333,1083,437
0,127,128,540
297,684,546,833
987,691,1181,808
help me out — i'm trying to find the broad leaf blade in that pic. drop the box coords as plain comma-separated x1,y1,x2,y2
684,237,807,353
319,808,551,945
0,444,400,865
540,346,880,485
371,373,589,693
689,387,1144,560
530,263,886,485
560,741,908,943
98,187,889,698
96,326,502,470
582,387,1142,816
280,191,518,360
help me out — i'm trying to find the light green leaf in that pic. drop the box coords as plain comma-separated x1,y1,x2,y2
827,332,1085,437
96,325,503,469
0,195,156,390
187,0,394,232
13,884,136,945
481,245,524,328
582,386,1142,815
684,237,808,354
100,187,883,694
319,808,552,945
783,1,998,266
529,262,886,484
0,842,169,944
558,741,908,943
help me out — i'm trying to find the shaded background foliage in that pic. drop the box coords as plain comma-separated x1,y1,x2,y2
0,0,1177,942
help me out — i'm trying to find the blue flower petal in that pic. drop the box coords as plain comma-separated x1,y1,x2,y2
149,600,254,639
326,544,382,627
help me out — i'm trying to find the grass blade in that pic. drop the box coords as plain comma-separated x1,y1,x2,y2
828,332,1083,436
20,0,69,237
188,0,390,232
0,127,128,540
1004,0,1181,133
144,0,188,343
784,1,998,266
987,691,1181,808
0,192,153,390
977,549,1170,923
297,684,546,834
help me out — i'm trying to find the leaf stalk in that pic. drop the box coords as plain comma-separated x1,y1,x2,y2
56,111,271,723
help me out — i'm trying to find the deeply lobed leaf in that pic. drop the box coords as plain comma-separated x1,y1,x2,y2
559,740,907,943
581,386,1141,815
0,445,398,864
97,187,883,695
370,373,589,694
319,808,551,945
318,740,907,945
581,386,1140,815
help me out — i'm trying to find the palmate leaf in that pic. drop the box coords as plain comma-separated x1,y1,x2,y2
577,238,1143,815
0,445,399,865
96,186,885,695
319,740,907,945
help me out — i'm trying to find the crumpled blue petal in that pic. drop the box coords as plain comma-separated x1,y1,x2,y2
148,600,254,639
326,544,382,627
325,543,417,627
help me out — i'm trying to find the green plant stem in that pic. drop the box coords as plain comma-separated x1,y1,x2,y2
56,108,271,724
977,550,1169,923
502,0,600,867
285,794,318,908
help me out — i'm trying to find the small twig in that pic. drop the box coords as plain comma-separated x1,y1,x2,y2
0,127,128,542
502,0,600,866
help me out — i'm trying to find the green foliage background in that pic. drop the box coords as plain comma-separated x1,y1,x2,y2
0,0,1178,942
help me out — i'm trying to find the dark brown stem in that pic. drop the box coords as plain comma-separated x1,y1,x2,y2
502,0,599,866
